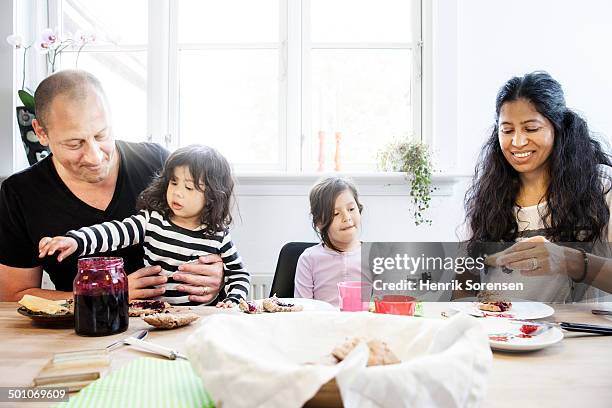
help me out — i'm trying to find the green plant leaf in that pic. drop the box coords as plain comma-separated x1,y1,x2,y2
377,138,434,226
18,89,35,114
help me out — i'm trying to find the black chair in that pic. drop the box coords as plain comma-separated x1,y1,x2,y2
269,242,317,297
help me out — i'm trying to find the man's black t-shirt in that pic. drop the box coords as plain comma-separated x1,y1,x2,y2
0,141,169,291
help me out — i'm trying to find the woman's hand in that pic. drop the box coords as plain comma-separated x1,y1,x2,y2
172,254,224,303
128,266,167,301
493,236,573,276
38,236,78,262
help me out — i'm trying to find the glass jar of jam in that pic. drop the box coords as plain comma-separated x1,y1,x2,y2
73,257,129,336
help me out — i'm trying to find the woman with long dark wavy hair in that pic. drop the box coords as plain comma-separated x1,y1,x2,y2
464,71,612,301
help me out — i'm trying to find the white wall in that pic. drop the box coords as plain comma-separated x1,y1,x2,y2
456,0,612,175
0,1,16,176
231,175,467,276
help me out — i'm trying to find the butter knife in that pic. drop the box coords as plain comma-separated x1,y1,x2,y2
106,329,149,352
511,320,612,335
123,337,188,360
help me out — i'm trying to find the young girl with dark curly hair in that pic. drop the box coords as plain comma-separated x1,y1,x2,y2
464,71,612,301
39,145,249,306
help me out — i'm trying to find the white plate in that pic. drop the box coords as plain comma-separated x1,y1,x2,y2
275,298,336,311
450,299,554,320
244,298,336,312
480,318,563,352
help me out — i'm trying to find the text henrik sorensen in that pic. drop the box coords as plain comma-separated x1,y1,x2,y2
373,279,524,292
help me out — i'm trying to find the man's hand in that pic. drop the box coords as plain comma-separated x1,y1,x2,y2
128,265,167,301
172,254,224,303
38,236,78,262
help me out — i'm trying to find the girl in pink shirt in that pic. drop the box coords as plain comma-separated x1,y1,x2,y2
294,177,364,307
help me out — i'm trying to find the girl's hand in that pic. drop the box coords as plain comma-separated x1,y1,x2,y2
215,300,237,309
38,236,78,262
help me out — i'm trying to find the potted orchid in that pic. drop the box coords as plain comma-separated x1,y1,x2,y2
6,28,95,164
6,28,96,113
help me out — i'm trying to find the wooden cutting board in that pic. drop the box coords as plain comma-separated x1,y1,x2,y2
32,349,110,392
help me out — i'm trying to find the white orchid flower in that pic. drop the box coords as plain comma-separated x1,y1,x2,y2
40,28,57,43
85,30,97,43
75,29,97,47
35,40,51,55
73,29,85,47
81,29,96,45
39,28,59,50
74,30,84,46
6,33,23,48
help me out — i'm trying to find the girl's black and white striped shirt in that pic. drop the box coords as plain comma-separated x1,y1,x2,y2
66,210,249,305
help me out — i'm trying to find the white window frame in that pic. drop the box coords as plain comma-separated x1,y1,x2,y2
37,0,429,174
166,1,287,172
48,0,150,142
300,0,423,172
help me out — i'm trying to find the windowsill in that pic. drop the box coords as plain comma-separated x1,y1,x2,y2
1,173,470,196
234,172,471,196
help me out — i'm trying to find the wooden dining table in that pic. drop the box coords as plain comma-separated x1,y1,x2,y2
1,301,611,407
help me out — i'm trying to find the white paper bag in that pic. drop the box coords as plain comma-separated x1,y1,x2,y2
186,312,492,408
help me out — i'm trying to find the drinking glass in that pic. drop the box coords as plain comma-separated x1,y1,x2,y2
337,281,370,312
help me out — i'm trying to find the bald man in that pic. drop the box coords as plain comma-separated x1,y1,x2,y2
0,70,223,303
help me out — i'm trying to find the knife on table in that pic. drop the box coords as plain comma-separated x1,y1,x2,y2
106,329,149,352
512,320,612,335
123,337,188,360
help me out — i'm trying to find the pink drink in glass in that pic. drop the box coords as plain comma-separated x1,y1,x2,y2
337,281,369,311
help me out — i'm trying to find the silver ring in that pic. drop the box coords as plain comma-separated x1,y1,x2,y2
530,257,538,270
201,286,209,296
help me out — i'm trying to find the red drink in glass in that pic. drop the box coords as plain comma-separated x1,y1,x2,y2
74,257,129,336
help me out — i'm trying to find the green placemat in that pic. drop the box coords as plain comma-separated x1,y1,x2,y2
415,301,424,317
54,358,213,408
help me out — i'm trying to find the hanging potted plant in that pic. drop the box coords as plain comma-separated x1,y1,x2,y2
6,29,95,165
377,139,435,226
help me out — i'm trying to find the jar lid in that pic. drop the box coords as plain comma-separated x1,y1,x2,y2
78,257,124,271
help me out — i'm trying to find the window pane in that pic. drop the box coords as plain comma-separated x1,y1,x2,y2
61,51,148,143
178,50,279,166
310,0,413,43
308,49,413,170
62,0,148,45
178,0,279,43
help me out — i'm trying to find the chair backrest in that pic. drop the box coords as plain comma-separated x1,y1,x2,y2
269,242,317,297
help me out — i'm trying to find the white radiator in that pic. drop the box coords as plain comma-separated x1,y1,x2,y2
248,274,274,300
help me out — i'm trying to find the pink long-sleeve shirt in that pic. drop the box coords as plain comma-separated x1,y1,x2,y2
294,243,362,307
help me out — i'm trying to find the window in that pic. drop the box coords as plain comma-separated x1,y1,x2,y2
176,0,282,170
304,0,421,171
53,0,148,143
49,0,423,172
